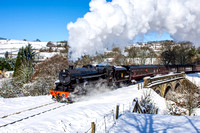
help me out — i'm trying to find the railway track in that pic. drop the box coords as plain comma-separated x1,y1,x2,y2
0,101,56,119
0,101,68,128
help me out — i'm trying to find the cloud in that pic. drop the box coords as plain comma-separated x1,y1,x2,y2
67,0,200,59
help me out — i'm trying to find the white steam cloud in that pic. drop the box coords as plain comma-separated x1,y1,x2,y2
67,0,200,59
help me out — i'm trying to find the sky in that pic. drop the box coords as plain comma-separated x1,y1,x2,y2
0,0,91,42
0,0,172,42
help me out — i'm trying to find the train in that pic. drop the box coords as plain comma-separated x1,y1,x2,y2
50,64,200,102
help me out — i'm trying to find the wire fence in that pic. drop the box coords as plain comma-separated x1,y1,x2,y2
84,96,158,133
85,102,132,133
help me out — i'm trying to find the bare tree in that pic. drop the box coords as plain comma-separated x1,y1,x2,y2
182,80,200,115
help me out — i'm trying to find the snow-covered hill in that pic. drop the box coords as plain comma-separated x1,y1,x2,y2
0,39,48,57
0,39,65,59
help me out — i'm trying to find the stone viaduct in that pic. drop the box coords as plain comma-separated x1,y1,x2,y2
143,73,197,98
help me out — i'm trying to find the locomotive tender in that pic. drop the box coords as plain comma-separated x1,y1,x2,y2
50,64,200,102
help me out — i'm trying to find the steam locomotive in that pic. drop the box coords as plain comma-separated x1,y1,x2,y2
50,64,200,102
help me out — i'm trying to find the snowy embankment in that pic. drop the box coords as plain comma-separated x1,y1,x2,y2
0,73,200,132
0,84,167,133
186,72,200,86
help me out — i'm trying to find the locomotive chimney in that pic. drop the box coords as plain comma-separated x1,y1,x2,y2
69,65,74,69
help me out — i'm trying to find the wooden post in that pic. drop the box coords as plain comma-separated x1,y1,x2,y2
134,101,137,113
91,122,95,133
116,105,119,120
138,84,139,90
156,108,158,114
132,101,138,113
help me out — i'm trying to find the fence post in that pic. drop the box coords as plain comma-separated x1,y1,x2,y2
116,105,119,120
156,108,158,114
91,122,95,133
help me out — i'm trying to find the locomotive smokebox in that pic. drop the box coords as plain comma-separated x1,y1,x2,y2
59,69,71,84
69,65,74,69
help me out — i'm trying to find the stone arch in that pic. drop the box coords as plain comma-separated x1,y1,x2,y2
155,89,162,96
166,82,173,91
164,85,173,99
174,81,182,93
153,86,162,96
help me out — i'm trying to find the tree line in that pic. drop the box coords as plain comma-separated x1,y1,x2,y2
160,41,200,65
74,40,200,67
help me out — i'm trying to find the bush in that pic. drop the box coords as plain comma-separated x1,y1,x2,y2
0,78,22,98
22,77,55,96
140,90,158,114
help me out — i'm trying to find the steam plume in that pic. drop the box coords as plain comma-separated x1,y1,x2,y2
67,0,200,59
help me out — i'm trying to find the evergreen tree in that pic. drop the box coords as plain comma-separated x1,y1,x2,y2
13,44,35,84
13,48,25,77
5,51,9,59
0,58,15,71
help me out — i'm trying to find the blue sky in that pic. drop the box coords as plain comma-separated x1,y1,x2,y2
0,0,172,42
0,0,91,42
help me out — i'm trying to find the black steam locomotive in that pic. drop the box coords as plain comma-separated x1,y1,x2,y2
50,64,200,102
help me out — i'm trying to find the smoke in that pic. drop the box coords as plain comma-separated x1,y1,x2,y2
67,0,200,59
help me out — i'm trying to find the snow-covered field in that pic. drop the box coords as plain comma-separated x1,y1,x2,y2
0,73,199,132
0,39,67,61
0,39,48,57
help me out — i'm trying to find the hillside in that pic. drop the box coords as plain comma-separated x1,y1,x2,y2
0,37,6,40
0,73,199,132
0,39,48,57
0,39,66,60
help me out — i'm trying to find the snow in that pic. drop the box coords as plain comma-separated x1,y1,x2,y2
0,39,65,60
0,39,47,58
109,113,200,133
0,95,52,116
0,39,47,50
0,85,164,132
38,52,60,59
186,72,200,86
0,73,200,132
